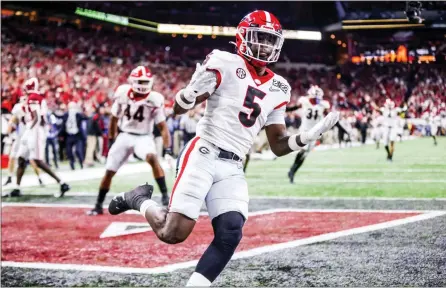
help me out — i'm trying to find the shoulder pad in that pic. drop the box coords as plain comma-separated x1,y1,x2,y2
113,84,132,101
147,91,165,108
203,50,240,74
207,49,239,63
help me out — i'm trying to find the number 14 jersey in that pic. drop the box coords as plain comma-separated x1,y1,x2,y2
111,84,166,135
197,49,291,157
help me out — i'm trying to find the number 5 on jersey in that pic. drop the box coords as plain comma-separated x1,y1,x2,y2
238,86,266,127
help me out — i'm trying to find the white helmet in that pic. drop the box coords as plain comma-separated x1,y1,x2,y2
384,98,395,109
129,66,154,95
23,77,39,94
308,85,324,101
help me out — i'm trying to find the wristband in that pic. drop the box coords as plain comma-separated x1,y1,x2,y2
175,89,195,110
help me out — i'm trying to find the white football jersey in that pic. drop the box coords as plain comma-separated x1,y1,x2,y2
196,49,291,157
111,84,166,135
431,113,441,127
11,102,27,137
23,93,48,129
298,96,330,131
371,115,384,128
380,107,402,128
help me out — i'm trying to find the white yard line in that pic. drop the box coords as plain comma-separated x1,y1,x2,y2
2,210,444,274
1,162,157,190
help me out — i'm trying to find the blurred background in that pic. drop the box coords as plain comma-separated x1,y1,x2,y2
1,1,445,162
1,2,446,286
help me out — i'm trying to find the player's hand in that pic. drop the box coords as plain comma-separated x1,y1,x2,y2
302,111,340,144
183,63,217,102
108,138,115,150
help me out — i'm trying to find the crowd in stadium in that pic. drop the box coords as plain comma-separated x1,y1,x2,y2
2,18,445,166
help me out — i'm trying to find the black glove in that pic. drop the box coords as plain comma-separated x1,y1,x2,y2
108,138,115,150
163,147,173,157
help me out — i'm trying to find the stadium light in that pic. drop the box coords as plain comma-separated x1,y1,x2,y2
343,23,425,30
74,7,322,41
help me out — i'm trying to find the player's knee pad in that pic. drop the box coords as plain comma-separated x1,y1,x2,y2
18,157,27,168
211,211,245,252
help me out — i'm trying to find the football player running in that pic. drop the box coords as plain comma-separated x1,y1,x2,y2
370,110,384,149
6,78,70,198
286,85,330,184
3,94,44,188
375,98,405,161
87,66,171,216
108,11,339,286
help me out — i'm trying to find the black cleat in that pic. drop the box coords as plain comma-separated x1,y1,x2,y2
54,183,70,198
108,183,153,215
38,178,45,187
3,176,12,186
161,194,170,206
87,204,103,216
2,189,22,198
288,170,295,184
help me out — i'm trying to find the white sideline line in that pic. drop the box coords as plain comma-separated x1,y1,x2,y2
3,191,445,202
251,179,446,183
2,211,444,274
250,196,446,201
295,168,446,173
2,203,442,214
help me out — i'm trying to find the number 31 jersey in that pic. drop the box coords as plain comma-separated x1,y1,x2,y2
111,84,166,135
298,96,330,131
196,49,291,157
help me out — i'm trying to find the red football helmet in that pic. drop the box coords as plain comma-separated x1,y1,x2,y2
23,77,39,94
128,66,154,95
235,10,284,67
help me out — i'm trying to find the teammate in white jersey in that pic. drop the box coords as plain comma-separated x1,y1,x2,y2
286,85,330,183
5,78,70,198
424,108,440,146
3,95,44,187
376,98,404,161
88,66,172,215
370,111,384,149
108,11,339,286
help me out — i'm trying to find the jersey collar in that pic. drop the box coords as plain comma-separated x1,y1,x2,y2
238,54,275,86
127,88,149,102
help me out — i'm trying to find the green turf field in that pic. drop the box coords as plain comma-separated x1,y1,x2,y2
10,138,446,199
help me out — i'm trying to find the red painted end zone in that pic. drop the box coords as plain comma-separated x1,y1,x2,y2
1,207,420,268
